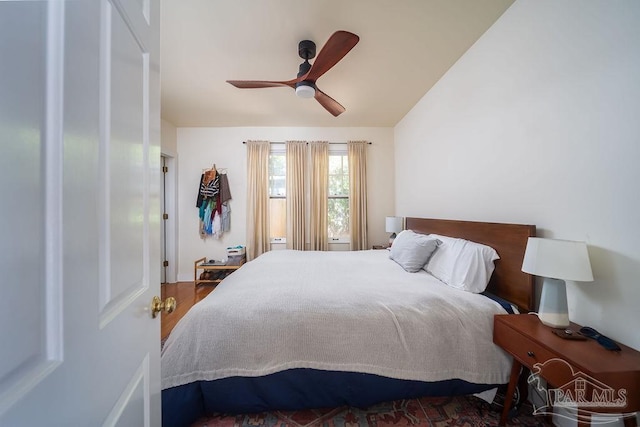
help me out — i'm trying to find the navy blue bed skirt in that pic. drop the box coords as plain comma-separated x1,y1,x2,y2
162,369,501,427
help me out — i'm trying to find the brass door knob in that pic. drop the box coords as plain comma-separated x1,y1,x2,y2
150,296,176,318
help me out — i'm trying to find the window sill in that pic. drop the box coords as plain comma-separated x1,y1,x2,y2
270,238,349,245
329,241,349,245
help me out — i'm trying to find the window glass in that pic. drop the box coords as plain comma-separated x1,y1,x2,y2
269,153,286,197
269,198,286,240
269,152,286,240
328,197,349,239
267,150,350,241
328,153,349,239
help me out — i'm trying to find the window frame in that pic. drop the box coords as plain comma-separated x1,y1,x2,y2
268,144,287,243
327,146,350,244
266,143,351,245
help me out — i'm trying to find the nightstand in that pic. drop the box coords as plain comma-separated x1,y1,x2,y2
493,314,639,427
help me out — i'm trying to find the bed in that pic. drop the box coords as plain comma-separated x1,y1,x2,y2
162,217,535,427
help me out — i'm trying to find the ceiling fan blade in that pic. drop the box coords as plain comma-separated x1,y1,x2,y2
304,31,359,82
226,79,297,89
314,88,345,117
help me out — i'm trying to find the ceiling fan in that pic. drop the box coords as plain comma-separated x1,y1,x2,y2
226,31,360,117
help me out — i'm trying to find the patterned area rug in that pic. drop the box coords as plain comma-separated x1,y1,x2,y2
190,395,552,427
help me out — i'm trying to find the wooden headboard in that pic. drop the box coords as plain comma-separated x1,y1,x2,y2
405,217,536,312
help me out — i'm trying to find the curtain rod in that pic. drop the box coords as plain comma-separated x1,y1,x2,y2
242,141,371,145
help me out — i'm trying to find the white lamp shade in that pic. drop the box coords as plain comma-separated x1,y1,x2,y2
385,216,403,233
522,237,593,282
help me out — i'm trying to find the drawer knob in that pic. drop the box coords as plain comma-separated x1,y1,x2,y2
527,351,535,358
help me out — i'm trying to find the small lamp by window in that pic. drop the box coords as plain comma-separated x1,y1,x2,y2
385,216,404,245
521,237,593,328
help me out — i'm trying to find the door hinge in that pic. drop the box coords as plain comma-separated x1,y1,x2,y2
162,166,168,173
163,260,169,267
163,213,169,220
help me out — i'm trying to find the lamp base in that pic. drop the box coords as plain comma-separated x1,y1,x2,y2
538,277,570,328
539,312,570,329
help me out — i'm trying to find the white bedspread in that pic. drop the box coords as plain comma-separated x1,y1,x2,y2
161,250,512,390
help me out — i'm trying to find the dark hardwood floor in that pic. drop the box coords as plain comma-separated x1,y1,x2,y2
161,282,215,341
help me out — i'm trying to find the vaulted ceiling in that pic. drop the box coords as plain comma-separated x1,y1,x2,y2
160,0,514,127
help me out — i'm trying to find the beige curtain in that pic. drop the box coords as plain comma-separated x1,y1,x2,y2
286,141,307,250
246,140,271,261
309,141,329,250
348,141,369,250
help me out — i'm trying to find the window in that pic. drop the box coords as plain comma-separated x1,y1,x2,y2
328,152,349,241
268,150,286,241
267,146,350,243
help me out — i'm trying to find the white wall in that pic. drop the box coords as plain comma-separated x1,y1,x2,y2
176,126,394,281
161,118,177,155
395,1,640,350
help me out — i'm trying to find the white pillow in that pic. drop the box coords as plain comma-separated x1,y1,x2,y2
424,234,500,293
389,230,441,273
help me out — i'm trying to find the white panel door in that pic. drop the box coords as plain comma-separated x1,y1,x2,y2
0,0,161,425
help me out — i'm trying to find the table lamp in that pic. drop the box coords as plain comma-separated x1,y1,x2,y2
385,216,403,245
521,237,593,328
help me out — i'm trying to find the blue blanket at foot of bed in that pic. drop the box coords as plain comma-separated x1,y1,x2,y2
162,369,500,427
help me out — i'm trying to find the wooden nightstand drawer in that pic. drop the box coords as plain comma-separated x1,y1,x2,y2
494,316,557,367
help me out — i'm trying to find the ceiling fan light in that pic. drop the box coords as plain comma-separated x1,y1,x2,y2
295,83,315,99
